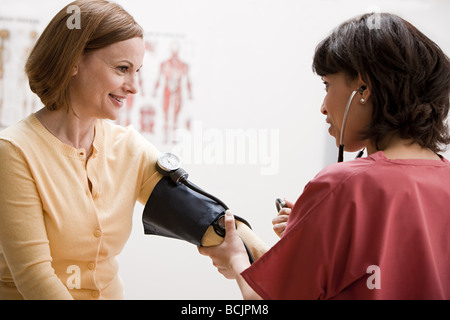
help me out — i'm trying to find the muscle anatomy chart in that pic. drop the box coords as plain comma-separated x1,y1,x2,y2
115,33,195,148
153,42,193,143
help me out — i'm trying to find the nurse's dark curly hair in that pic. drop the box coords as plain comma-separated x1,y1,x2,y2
313,13,450,153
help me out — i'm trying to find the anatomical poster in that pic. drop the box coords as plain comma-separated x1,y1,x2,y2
0,15,40,130
116,32,195,148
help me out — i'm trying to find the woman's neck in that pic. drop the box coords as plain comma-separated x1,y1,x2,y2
35,107,96,154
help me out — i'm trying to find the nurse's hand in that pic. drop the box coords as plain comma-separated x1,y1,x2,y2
272,199,294,238
198,211,250,280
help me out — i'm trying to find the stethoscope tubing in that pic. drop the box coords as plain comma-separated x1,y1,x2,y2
338,89,361,163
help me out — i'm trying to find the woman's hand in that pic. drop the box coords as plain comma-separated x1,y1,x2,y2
272,199,294,238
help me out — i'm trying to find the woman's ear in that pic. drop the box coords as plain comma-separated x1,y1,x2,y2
71,63,79,77
71,55,84,77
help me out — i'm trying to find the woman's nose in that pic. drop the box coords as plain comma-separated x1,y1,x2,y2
125,75,139,95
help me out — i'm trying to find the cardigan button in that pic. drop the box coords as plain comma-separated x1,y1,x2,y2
94,229,102,238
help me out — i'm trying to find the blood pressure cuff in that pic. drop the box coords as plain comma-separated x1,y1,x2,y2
142,176,227,246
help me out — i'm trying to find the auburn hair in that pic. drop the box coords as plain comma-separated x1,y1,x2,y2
313,13,450,153
25,0,143,111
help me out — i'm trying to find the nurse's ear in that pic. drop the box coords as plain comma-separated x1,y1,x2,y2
357,74,371,105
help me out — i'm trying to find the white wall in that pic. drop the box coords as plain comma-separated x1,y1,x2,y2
1,0,449,299
118,0,450,300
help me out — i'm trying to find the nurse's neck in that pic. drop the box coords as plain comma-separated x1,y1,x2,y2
366,135,441,161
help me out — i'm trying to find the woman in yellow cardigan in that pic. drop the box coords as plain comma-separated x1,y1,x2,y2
0,0,162,300
0,0,268,300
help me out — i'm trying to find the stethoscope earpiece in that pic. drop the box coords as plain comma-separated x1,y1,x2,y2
338,86,367,163
358,85,367,94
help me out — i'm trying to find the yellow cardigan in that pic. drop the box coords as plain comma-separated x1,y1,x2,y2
0,114,162,300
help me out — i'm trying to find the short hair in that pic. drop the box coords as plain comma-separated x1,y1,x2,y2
313,13,450,153
25,0,143,111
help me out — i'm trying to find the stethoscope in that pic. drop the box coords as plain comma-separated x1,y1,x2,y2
338,85,367,163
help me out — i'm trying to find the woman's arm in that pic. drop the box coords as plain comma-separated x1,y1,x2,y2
0,140,73,300
198,211,262,300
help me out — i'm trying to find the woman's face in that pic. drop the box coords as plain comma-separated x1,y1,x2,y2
320,72,372,152
69,37,145,121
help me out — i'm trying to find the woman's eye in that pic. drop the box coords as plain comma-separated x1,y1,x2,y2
117,66,128,73
323,81,329,92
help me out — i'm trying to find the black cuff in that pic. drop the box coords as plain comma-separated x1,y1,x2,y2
142,177,226,246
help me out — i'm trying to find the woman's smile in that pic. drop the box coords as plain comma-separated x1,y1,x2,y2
109,94,126,107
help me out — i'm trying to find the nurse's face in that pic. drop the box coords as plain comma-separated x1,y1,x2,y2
69,37,145,121
320,72,372,152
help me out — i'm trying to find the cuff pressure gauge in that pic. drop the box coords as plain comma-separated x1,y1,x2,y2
156,153,189,184
157,153,181,172
155,152,228,210
156,152,230,236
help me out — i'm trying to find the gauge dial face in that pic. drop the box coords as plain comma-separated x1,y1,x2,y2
156,153,181,172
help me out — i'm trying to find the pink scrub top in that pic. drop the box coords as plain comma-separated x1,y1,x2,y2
242,151,450,300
